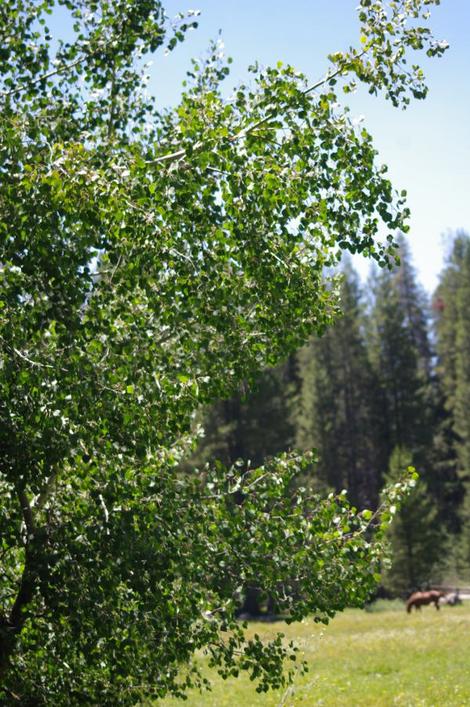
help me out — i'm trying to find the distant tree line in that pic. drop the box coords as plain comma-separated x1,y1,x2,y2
190,232,470,600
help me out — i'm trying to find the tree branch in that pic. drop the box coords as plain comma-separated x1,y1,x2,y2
151,52,366,167
0,55,87,98
13,347,54,369
32,472,59,512
17,487,34,538
0,547,38,678
0,489,38,678
230,62,348,144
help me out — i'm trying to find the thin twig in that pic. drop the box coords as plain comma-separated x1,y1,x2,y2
13,348,54,369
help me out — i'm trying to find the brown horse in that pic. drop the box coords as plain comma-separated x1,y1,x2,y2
406,590,445,613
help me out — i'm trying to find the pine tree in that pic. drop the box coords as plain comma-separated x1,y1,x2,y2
433,233,470,575
191,361,297,470
366,247,433,472
382,448,447,595
296,263,382,508
428,392,462,533
394,234,433,377
366,245,453,591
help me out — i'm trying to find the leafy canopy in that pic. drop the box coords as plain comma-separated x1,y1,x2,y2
0,0,446,703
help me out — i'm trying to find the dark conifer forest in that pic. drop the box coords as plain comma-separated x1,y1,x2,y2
191,232,470,597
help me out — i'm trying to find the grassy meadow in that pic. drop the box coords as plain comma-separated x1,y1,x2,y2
157,602,470,706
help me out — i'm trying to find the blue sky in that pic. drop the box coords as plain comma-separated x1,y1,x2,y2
148,0,470,292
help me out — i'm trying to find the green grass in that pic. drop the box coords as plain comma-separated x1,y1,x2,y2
157,602,470,706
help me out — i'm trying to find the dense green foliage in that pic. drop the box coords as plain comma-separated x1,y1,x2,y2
200,235,470,595
0,0,449,703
